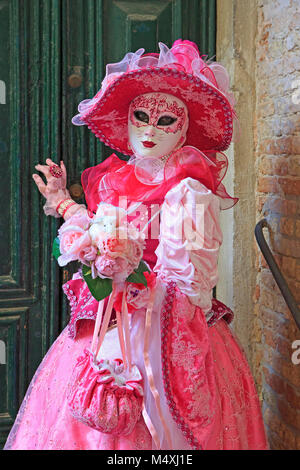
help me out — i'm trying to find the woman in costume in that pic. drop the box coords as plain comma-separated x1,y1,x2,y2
4,40,268,450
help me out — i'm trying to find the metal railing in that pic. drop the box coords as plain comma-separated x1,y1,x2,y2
255,218,300,330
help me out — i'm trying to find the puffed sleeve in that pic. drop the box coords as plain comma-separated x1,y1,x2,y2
154,177,223,315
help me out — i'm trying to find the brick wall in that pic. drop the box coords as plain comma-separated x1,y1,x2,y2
254,0,300,450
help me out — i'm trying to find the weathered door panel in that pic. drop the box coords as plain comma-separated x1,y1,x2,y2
0,0,61,447
0,0,215,447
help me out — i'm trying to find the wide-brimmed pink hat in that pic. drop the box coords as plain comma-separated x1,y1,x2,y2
72,40,237,155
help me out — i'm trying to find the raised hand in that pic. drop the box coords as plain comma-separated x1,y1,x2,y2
32,158,67,197
32,158,72,218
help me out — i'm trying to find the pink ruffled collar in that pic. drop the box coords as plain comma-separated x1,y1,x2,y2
81,147,238,213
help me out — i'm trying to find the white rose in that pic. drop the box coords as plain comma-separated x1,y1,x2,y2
88,216,117,245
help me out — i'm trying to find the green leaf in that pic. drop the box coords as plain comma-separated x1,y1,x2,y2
135,260,150,274
52,237,61,260
82,264,113,301
126,271,148,287
126,261,150,287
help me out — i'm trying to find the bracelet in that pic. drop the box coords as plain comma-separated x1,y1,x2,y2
55,199,69,214
56,198,75,217
62,202,76,218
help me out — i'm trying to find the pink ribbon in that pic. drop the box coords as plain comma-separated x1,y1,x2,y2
122,287,132,372
90,282,172,449
142,404,160,450
91,299,104,353
95,289,116,358
116,309,127,369
143,286,173,449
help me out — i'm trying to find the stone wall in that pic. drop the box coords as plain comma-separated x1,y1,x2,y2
217,0,300,450
254,0,300,450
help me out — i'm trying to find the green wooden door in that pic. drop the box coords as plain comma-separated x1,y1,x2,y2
0,0,215,447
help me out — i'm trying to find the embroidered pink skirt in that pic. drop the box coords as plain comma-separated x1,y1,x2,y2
4,305,268,450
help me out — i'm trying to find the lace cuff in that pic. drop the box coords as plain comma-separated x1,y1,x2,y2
43,187,86,219
42,188,72,218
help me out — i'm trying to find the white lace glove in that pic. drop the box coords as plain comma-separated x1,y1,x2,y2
32,158,83,219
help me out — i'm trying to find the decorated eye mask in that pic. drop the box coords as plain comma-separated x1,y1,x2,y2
130,93,186,134
128,93,189,159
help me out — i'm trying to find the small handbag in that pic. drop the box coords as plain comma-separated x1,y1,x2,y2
67,285,144,436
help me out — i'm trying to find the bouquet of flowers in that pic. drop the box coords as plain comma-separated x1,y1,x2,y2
53,204,154,436
52,203,149,301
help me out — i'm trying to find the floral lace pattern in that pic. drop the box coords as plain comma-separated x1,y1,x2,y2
62,278,98,338
4,297,268,450
72,40,237,156
129,94,186,134
4,322,152,450
63,273,234,340
197,115,224,140
207,298,234,327
160,282,217,449
134,75,217,107
67,349,144,436
160,281,268,450
4,166,267,450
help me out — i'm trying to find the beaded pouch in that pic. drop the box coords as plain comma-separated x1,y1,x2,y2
67,287,144,436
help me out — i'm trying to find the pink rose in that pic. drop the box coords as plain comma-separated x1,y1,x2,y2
128,240,144,268
57,213,93,266
58,230,92,266
171,39,202,74
126,285,151,311
94,256,115,278
94,255,128,277
59,212,91,232
113,272,156,313
100,236,129,258
126,271,156,310
172,39,200,53
78,245,97,264
93,255,132,283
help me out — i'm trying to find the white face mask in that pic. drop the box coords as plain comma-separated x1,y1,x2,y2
128,93,189,159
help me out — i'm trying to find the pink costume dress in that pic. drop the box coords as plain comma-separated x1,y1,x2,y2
4,153,268,451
